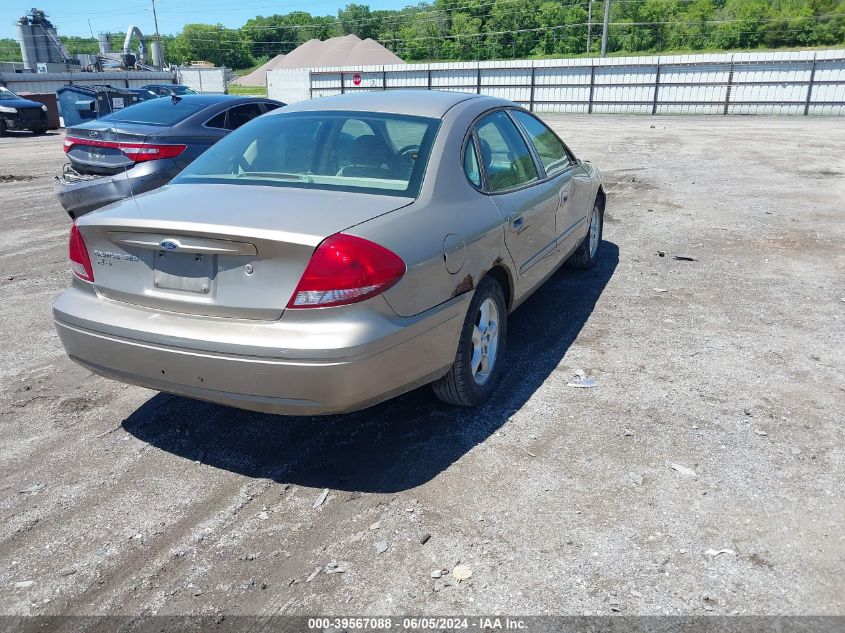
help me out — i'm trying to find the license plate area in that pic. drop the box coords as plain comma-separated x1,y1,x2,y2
87,147,107,160
153,251,213,294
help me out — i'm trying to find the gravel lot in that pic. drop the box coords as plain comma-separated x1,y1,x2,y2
0,116,843,619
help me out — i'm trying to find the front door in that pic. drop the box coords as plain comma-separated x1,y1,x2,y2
509,109,587,257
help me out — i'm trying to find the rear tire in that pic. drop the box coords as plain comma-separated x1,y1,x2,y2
567,199,604,270
432,276,507,407
32,127,47,135
0,120,7,137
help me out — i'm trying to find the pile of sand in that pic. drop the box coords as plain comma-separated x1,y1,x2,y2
233,34,404,86
233,53,288,86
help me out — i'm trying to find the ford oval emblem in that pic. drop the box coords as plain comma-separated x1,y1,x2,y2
160,240,178,251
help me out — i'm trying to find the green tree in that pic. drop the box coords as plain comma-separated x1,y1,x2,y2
665,0,718,51
59,36,99,56
337,4,382,40
242,13,334,58
713,0,774,49
809,0,845,45
0,38,22,61
442,12,483,59
486,0,538,59
170,24,253,69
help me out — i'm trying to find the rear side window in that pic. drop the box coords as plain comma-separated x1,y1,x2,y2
262,103,282,113
205,111,227,129
475,111,538,192
99,98,209,126
511,110,571,177
464,138,482,188
226,103,264,130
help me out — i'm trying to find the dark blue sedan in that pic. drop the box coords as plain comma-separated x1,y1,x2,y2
0,86,49,135
56,94,283,218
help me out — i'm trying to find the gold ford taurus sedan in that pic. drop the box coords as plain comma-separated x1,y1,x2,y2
53,90,605,415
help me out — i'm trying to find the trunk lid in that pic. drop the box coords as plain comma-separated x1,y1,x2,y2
76,183,412,320
64,123,154,175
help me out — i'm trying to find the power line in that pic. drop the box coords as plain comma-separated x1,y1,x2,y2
177,13,845,46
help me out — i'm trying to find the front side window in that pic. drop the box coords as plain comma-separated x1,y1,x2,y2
475,111,539,192
511,110,571,177
173,111,439,198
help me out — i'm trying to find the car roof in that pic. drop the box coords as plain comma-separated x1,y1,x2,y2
279,90,505,118
153,94,254,106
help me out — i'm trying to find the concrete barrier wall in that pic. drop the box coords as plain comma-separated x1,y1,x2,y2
176,67,227,94
268,49,845,115
0,71,175,94
1,67,229,96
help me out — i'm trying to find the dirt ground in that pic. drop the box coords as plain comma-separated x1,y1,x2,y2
0,115,843,619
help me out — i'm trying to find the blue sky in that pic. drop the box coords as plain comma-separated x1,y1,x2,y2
1,0,407,40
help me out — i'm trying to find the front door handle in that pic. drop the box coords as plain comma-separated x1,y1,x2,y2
511,216,525,233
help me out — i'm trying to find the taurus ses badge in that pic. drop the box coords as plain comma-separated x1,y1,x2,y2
159,240,178,251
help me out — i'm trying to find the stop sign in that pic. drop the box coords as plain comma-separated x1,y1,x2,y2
352,73,362,86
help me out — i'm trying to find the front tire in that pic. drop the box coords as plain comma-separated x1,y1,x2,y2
0,120,7,137
432,276,507,406
567,199,604,270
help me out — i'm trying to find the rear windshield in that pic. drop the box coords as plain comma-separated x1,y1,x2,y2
99,97,209,126
173,111,440,198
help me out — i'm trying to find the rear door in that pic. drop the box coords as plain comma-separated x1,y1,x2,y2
474,110,559,285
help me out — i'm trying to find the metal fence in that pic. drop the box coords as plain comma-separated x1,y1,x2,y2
282,49,845,116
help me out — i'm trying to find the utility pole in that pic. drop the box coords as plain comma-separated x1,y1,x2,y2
151,0,162,69
600,0,611,57
586,1,592,54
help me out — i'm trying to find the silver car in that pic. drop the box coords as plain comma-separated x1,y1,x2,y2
53,91,605,415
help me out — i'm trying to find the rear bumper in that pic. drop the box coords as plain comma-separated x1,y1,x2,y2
55,161,178,219
53,281,468,415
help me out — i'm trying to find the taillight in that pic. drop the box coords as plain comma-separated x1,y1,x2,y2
120,143,187,162
63,136,186,162
68,223,94,282
288,234,405,309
